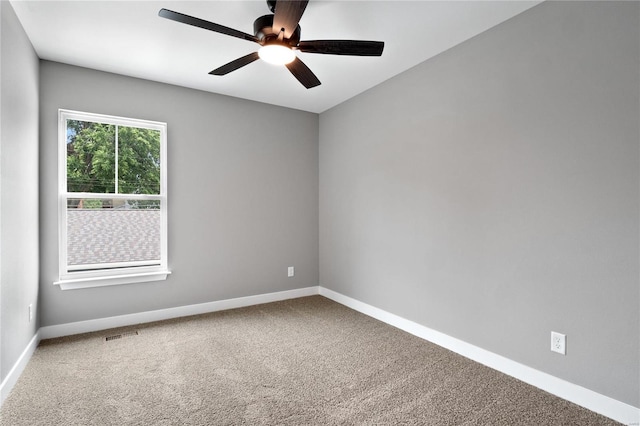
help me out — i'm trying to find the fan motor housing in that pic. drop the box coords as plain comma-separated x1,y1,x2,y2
254,14,301,45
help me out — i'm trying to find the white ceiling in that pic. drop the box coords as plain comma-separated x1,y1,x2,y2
10,0,541,113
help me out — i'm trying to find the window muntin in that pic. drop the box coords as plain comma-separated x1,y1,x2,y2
57,110,169,289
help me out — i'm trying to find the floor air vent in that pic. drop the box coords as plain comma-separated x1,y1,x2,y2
104,331,139,342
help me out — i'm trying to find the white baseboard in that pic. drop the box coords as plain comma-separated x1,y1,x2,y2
40,286,319,340
4,285,638,425
2,287,319,409
319,286,640,425
0,330,41,406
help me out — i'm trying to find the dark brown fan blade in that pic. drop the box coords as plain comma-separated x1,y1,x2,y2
159,9,259,44
297,40,384,56
209,52,260,75
272,0,309,39
285,57,321,89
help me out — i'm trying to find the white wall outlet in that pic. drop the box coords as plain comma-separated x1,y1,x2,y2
28,303,33,323
287,266,294,277
551,331,566,355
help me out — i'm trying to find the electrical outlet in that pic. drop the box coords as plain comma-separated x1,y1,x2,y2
551,331,566,355
28,304,33,323
287,266,294,277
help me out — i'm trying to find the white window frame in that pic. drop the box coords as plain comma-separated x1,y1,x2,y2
55,109,170,290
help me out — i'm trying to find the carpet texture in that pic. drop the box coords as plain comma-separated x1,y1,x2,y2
0,296,620,425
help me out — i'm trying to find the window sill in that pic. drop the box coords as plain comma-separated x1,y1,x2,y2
54,270,171,290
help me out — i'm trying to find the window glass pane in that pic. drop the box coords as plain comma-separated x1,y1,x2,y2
66,198,161,270
66,120,116,193
118,126,161,195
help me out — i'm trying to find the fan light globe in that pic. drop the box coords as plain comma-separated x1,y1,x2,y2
258,44,296,65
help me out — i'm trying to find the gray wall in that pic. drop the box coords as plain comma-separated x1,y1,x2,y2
40,62,319,326
0,1,40,381
319,1,639,407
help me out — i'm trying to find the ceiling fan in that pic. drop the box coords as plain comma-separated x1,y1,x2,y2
159,0,384,89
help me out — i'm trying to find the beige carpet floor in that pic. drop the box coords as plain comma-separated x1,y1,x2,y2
0,296,621,425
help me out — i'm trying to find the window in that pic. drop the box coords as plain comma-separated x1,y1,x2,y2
55,110,169,290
